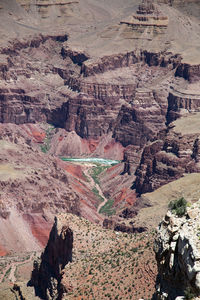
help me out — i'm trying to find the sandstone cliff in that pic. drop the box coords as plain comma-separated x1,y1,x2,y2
30,216,73,300
154,199,200,299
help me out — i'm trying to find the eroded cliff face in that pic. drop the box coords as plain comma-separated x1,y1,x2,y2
0,27,199,190
154,200,200,299
30,216,73,300
135,109,200,194
0,0,199,238
0,0,199,180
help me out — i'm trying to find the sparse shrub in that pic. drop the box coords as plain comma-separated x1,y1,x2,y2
99,198,116,216
184,286,195,300
130,247,138,253
90,165,110,184
40,124,55,153
92,187,104,204
168,197,187,217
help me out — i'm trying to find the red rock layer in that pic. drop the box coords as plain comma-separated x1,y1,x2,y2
23,214,52,247
114,188,137,206
0,245,7,256
20,124,46,143
49,130,124,160
56,159,88,182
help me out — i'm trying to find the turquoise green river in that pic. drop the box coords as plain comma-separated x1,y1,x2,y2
61,157,120,165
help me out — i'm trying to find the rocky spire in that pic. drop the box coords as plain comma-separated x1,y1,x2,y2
30,216,73,299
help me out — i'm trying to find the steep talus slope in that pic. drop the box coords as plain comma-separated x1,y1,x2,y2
0,124,80,218
0,123,103,253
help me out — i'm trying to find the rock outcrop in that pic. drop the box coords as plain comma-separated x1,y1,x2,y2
30,216,73,300
17,0,79,19
103,218,146,233
154,199,200,299
167,82,200,123
135,110,200,194
121,0,168,35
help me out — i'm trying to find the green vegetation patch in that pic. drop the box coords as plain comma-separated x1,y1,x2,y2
184,287,195,300
168,197,187,217
90,165,110,185
40,124,55,153
99,198,116,216
92,187,104,204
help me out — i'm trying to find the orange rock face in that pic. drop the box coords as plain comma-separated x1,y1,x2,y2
114,188,137,206
56,159,87,182
20,124,46,143
0,245,7,256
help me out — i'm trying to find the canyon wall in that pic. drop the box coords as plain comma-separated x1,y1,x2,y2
0,0,200,197
0,33,200,188
135,86,200,194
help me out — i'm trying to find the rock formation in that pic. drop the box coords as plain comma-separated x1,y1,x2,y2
154,199,200,299
167,82,200,123
30,216,73,300
103,218,146,233
17,0,79,19
135,111,200,194
121,0,168,35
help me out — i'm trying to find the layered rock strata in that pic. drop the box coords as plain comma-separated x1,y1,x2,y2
0,123,80,218
0,31,199,194
0,0,199,200
154,200,200,299
17,0,79,19
135,110,200,194
121,0,168,35
167,82,200,123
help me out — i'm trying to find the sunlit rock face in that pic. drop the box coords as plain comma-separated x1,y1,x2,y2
154,200,200,299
